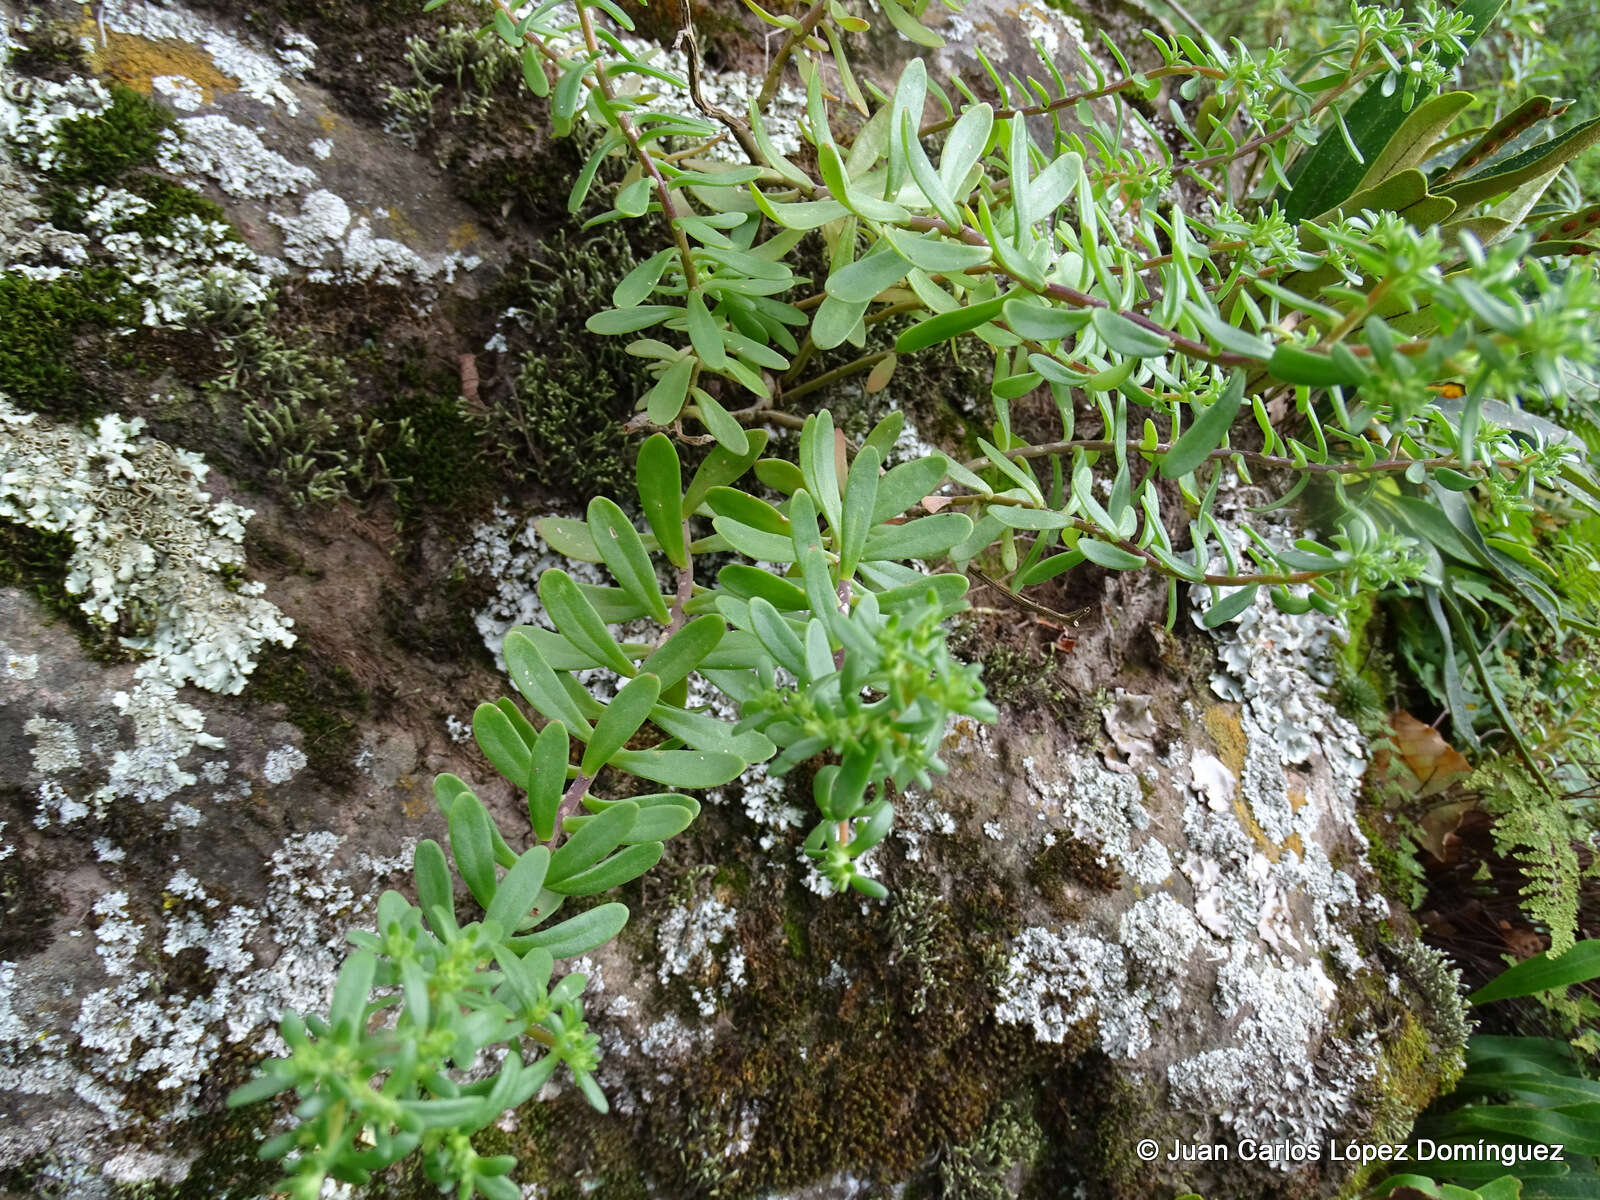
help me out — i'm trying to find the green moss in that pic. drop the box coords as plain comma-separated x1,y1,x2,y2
245,645,369,782
1028,834,1122,896
0,520,132,660
489,224,646,503
376,385,489,520
44,83,173,185
49,173,233,241
0,268,139,414
975,641,1071,710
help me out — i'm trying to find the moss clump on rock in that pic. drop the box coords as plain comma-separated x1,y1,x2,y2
490,224,646,503
41,82,173,185
0,269,141,414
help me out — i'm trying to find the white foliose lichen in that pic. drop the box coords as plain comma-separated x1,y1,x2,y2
0,400,294,695
990,501,1414,1163
460,503,606,668
0,830,404,1171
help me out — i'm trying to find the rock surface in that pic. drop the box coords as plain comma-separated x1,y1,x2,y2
0,1,1468,1197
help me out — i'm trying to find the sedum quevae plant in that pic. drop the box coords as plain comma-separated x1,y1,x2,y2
231,419,997,1192
234,0,1600,1189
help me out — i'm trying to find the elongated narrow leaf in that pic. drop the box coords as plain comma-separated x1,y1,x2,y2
588,497,670,623
486,846,551,932
528,721,569,842
1202,586,1259,627
882,226,991,273
839,446,881,579
649,703,774,761
1090,308,1169,358
1355,90,1475,192
717,564,808,610
1470,942,1600,1005
941,102,993,192
897,295,1007,353
614,249,676,309
535,517,602,562
540,570,636,676
713,516,796,561
901,110,961,228
474,702,533,791
414,838,453,924
860,513,973,560
684,428,769,513
505,631,595,735
512,902,629,957
827,241,911,303
1077,538,1146,569
636,435,686,569
548,801,638,885
580,674,661,777
448,792,498,909
608,747,746,787
685,292,728,369
330,950,376,1035
644,356,694,425
549,842,665,896
1161,372,1247,478
872,455,949,523
638,616,724,688
1440,116,1600,209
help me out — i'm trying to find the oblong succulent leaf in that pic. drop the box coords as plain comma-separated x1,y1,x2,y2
588,497,670,623
580,674,661,777
504,630,594,736
547,801,638,886
447,791,499,909
474,702,533,791
486,846,551,932
539,570,636,676
547,842,665,896
528,721,570,843
510,902,629,957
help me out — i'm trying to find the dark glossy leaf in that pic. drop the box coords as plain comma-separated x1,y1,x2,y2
1470,942,1600,1005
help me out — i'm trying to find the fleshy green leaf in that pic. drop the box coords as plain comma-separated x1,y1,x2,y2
589,497,671,623
580,674,661,777
540,570,637,676
636,434,687,569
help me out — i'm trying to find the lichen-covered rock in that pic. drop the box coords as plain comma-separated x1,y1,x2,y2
0,0,1469,1195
